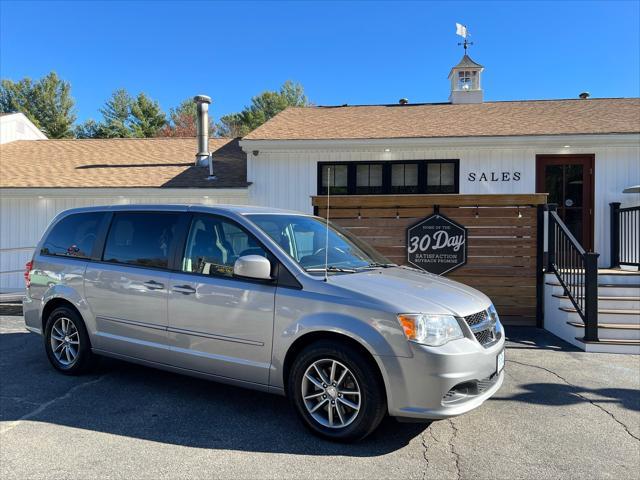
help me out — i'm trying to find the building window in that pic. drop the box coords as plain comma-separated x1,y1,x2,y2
320,164,348,194
317,160,458,195
391,163,419,194
426,161,457,193
457,70,477,90
356,163,383,194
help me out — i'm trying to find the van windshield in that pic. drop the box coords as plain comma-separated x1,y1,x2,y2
245,214,393,274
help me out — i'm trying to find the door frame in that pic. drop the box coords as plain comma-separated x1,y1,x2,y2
535,154,595,251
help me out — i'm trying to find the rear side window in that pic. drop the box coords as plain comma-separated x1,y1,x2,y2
41,212,104,259
103,212,181,269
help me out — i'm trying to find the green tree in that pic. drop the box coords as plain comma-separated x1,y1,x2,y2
79,89,166,138
130,93,166,137
0,72,76,138
0,78,35,123
74,119,104,139
99,89,134,138
216,80,308,137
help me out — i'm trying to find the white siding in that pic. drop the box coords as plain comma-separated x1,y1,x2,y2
0,113,47,144
246,137,640,267
0,188,248,292
594,146,640,266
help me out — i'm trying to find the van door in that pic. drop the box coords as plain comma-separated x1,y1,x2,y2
167,213,276,385
84,211,184,363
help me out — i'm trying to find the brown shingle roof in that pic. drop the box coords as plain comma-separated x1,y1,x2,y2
243,98,640,141
0,137,248,188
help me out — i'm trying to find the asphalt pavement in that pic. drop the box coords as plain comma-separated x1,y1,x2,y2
1,314,639,479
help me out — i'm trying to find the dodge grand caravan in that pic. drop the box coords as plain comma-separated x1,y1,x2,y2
24,205,505,441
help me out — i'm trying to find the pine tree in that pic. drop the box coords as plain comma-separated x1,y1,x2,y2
98,89,134,138
74,119,104,139
0,72,76,138
130,93,166,137
216,80,308,137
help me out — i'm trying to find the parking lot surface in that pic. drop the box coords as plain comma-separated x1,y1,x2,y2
1,313,639,479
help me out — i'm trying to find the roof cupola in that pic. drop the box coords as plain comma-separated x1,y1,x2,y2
449,24,484,104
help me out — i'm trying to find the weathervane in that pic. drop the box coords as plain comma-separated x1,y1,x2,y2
455,23,473,53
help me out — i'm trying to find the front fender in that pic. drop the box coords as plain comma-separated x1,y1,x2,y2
270,307,413,391
283,312,401,356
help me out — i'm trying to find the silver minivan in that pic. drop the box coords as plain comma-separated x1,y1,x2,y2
23,204,504,442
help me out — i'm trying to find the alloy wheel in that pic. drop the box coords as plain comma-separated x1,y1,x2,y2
50,317,80,367
301,358,361,429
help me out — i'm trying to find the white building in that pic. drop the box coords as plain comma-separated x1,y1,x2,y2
1,52,639,351
0,112,47,144
0,137,248,291
241,53,640,268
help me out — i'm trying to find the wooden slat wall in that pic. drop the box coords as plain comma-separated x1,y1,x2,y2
312,194,547,326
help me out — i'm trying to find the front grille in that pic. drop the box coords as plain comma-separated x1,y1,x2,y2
463,309,498,348
464,310,487,327
474,328,495,345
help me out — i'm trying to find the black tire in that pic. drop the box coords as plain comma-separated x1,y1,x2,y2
44,306,95,375
288,339,387,442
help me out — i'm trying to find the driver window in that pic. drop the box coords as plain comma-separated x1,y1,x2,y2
182,215,267,277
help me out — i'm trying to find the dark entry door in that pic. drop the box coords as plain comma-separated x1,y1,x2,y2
536,155,594,251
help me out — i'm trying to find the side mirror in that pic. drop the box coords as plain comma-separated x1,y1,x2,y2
233,255,272,281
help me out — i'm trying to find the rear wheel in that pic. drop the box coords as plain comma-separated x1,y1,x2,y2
288,340,386,442
44,306,95,375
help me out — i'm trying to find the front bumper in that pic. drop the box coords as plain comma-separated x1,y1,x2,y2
379,327,505,420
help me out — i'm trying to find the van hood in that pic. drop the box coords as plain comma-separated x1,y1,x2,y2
327,266,491,317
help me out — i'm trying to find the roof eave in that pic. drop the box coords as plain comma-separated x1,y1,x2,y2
241,132,640,151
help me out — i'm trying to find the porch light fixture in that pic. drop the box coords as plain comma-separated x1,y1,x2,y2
396,207,400,220
357,207,362,220
517,205,522,219
475,205,480,219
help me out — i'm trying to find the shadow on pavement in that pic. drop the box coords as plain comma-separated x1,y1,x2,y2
501,327,639,411
496,381,640,412
1,328,427,456
504,326,582,352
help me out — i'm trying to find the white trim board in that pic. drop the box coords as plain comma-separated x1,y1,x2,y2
241,133,640,152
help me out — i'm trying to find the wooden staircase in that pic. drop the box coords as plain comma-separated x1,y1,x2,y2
545,269,640,354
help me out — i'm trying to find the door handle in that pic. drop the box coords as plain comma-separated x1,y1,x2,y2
143,280,165,290
173,285,196,295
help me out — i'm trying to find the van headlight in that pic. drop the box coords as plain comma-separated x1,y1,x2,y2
488,304,500,324
396,314,464,347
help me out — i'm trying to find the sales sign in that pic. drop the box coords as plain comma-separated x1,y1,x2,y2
407,214,467,275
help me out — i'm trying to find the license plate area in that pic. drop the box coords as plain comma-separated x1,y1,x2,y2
496,349,505,374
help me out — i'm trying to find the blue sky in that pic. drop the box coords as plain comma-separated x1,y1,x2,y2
1,0,638,124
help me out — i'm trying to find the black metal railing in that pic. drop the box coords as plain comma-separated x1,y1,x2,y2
610,202,640,268
547,204,599,341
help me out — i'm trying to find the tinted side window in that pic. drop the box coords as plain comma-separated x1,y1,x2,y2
103,212,181,269
41,212,104,259
182,215,267,277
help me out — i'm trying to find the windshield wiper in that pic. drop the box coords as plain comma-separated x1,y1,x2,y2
358,262,397,269
306,266,358,273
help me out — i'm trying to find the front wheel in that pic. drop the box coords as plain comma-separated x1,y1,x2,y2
288,340,387,442
44,306,95,375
